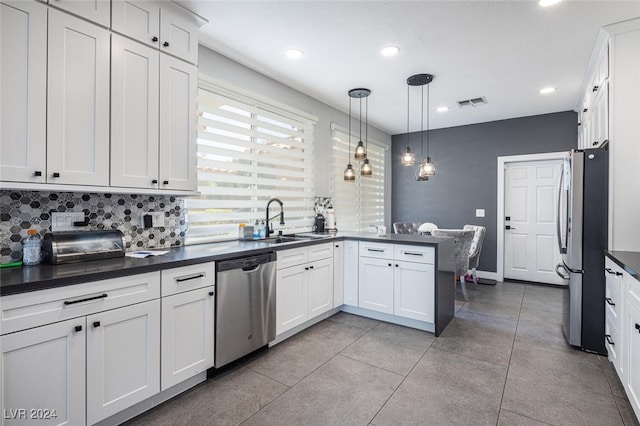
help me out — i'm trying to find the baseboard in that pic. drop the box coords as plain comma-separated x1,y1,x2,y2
475,270,499,281
269,307,342,346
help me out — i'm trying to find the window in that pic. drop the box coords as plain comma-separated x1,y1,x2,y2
331,124,387,231
186,79,317,244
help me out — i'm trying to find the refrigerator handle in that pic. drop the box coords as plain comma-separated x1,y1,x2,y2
555,263,570,280
556,170,567,254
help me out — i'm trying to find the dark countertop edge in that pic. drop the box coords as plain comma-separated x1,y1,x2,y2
1,233,451,296
605,250,640,279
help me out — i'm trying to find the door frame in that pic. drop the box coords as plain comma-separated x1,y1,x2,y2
496,151,568,282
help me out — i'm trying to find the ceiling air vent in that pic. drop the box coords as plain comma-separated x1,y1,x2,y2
457,97,487,108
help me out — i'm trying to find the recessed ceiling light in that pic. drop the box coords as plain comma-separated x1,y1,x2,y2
380,46,399,57
437,106,449,112
539,0,563,7
286,49,304,59
539,87,556,95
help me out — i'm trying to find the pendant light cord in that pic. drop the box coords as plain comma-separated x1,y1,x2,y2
420,85,424,160
365,96,368,151
359,97,363,144
406,85,410,148
426,84,430,159
348,95,352,159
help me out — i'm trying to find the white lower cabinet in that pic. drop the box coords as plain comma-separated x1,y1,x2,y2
86,300,161,425
333,242,344,307
161,286,215,391
625,301,640,415
359,256,394,314
394,260,435,322
1,318,86,426
276,243,334,336
343,241,359,307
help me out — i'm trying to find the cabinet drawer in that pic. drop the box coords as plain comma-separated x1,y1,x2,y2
308,242,334,262
359,242,393,259
394,244,435,264
162,262,215,296
1,272,160,334
277,247,308,269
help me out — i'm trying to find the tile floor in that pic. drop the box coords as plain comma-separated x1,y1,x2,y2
126,282,639,426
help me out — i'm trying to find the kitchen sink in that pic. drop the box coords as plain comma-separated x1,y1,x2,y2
262,236,301,244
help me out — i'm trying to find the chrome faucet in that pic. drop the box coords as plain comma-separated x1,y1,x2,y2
266,198,284,236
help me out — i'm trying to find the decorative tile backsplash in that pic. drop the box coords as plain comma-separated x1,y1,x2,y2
314,196,333,214
0,191,186,264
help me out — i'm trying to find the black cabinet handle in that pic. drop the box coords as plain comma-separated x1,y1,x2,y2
152,36,158,42
605,298,615,306
163,41,169,47
152,179,158,184
52,172,60,178
304,267,309,271
34,171,42,176
163,180,169,185
388,263,392,267
176,273,204,283
635,323,640,333
64,293,107,305
335,245,339,248
93,321,101,328
592,85,599,92
309,265,314,269
583,108,588,113
395,264,399,267
605,334,614,345
367,248,384,253
605,268,623,276
592,141,598,146
75,325,82,332
209,291,214,296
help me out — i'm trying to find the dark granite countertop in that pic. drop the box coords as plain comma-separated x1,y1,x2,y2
0,232,450,296
605,250,640,279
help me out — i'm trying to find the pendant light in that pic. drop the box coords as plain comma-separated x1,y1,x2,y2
401,84,416,166
406,73,436,181
361,91,373,176
343,90,356,181
350,88,370,160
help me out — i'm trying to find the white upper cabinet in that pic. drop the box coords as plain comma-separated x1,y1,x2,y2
111,34,160,189
47,9,110,186
49,0,111,27
112,0,200,64
159,54,197,191
0,1,47,183
112,0,161,47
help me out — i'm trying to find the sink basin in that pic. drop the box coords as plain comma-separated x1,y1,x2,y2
262,236,301,244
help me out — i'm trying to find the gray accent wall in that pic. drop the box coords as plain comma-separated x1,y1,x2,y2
392,111,578,273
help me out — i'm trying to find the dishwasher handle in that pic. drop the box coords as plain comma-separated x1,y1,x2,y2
217,252,277,272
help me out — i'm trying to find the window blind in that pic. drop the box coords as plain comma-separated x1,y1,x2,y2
331,124,386,232
186,86,316,244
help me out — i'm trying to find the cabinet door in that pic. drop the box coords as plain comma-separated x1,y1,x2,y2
159,55,197,191
0,1,47,183
394,260,435,322
308,258,334,319
343,241,359,307
333,242,344,307
47,10,110,186
111,0,161,47
308,242,334,262
593,82,609,146
626,301,640,417
359,257,394,314
111,34,160,189
86,300,160,424
1,318,85,426
276,265,308,335
50,0,110,27
161,286,214,391
159,2,199,64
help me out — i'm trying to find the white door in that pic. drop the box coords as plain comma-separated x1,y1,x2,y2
343,241,359,307
358,257,394,314
161,286,214,391
159,2,199,64
394,260,435,323
504,160,564,284
47,10,110,186
333,242,344,307
1,318,86,426
0,1,47,184
111,34,160,189
276,265,308,335
159,54,197,191
308,257,334,318
111,0,161,47
86,300,160,425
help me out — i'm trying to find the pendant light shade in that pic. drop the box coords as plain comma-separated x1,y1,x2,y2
344,163,356,181
361,158,372,175
407,73,436,182
349,88,370,162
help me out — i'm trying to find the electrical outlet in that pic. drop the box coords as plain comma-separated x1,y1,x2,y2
51,212,86,231
141,212,165,228
475,209,485,218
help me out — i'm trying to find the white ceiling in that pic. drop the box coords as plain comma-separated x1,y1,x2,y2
180,1,640,135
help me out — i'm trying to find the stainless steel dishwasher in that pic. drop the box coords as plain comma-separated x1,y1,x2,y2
215,252,277,367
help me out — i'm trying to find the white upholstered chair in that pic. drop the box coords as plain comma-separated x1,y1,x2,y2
418,222,438,235
393,222,421,235
463,224,487,285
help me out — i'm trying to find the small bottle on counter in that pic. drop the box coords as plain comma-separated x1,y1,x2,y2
238,223,246,240
253,220,260,240
23,229,42,266
259,220,267,239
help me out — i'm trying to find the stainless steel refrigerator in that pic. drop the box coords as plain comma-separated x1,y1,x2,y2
556,147,608,355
